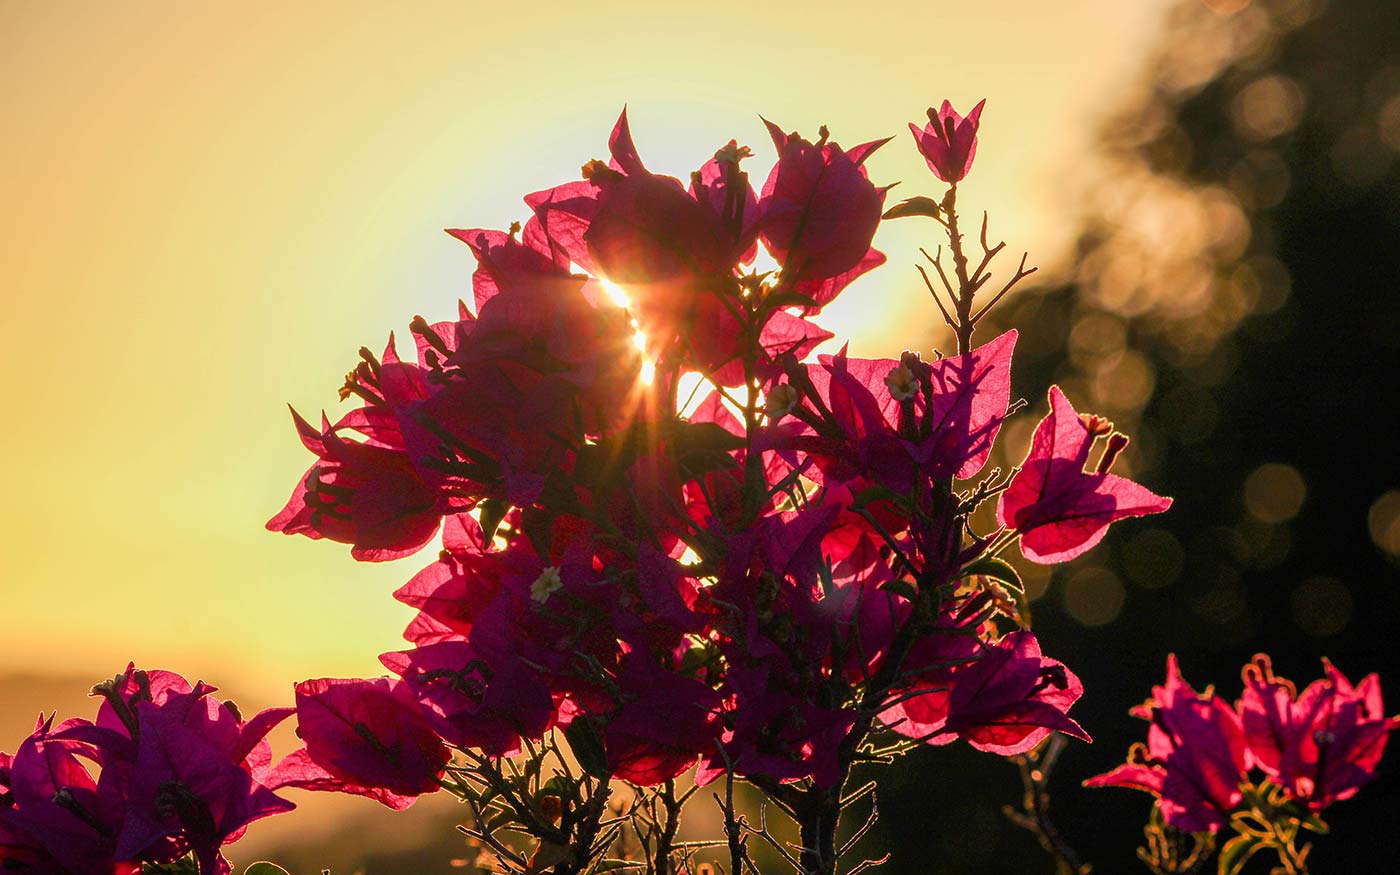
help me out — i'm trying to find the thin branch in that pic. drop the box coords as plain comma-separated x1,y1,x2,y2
839,791,880,856
845,853,891,875
1001,736,1091,875
915,263,957,330
972,252,1037,323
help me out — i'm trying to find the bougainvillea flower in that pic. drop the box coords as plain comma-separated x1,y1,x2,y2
380,640,554,758
445,220,570,313
919,330,1016,478
770,330,1016,493
628,546,706,646
689,139,763,264
909,99,985,183
681,392,793,531
703,308,833,388
808,480,903,582
93,663,208,737
266,409,446,561
759,120,890,288
731,504,841,601
585,166,733,287
392,515,504,642
939,630,1088,755
0,717,131,874
115,700,294,875
881,590,999,742
524,111,751,374
433,272,641,443
696,662,856,788
1238,654,1398,811
269,678,448,811
463,542,623,688
0,805,64,875
1086,655,1249,833
601,649,722,786
586,109,749,285
54,664,293,873
998,386,1171,563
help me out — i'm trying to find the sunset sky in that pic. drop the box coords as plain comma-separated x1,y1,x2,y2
3,1,1175,703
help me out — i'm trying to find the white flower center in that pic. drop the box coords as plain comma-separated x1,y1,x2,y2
765,384,800,420
530,566,564,604
884,364,918,401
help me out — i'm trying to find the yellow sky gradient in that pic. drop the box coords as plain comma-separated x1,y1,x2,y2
2,1,1174,703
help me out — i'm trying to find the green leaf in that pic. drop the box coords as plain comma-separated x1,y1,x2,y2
541,774,581,803
670,420,747,480
563,718,611,780
244,865,292,875
959,556,1032,626
882,196,942,221
959,557,1024,591
478,498,509,543
669,420,747,453
591,861,645,873
1216,834,1263,875
880,578,917,601
849,483,909,513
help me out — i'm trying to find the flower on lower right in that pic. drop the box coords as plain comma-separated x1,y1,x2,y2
1086,653,1399,873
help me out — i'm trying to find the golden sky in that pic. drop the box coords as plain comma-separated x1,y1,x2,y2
2,0,1173,701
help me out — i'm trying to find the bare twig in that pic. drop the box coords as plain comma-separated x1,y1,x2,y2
972,252,1037,323
839,791,880,857
1001,736,1091,875
845,853,891,875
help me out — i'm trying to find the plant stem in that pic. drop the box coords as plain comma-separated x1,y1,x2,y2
941,185,976,355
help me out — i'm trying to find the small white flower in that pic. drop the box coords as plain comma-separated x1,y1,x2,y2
765,383,801,420
883,364,919,401
530,566,564,604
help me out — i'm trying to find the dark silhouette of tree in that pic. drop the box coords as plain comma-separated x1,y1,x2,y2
879,0,1400,870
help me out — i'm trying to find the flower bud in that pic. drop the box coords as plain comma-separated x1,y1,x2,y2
765,383,801,420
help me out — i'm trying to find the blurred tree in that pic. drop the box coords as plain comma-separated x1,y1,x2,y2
880,0,1400,871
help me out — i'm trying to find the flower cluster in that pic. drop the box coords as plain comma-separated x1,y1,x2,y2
259,103,1174,875
1087,654,1398,868
15,98,1392,875
0,664,294,874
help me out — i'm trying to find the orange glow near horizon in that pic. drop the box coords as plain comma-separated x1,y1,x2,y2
2,1,1174,703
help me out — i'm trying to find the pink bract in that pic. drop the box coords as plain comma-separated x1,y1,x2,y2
1238,654,1399,811
269,677,448,811
1086,656,1249,833
909,99,986,183
998,386,1171,563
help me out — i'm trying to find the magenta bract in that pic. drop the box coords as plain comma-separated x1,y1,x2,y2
270,677,448,810
942,630,1089,755
266,409,447,561
1238,654,1398,811
909,99,985,183
998,386,1171,563
380,640,554,758
1086,656,1248,833
0,664,295,875
759,119,890,288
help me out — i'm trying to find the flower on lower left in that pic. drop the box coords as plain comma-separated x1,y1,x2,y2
0,663,295,875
